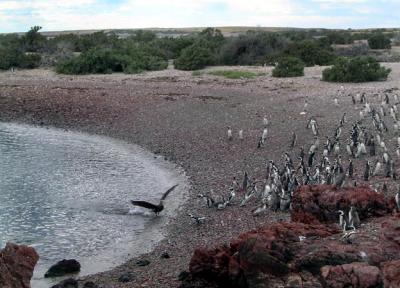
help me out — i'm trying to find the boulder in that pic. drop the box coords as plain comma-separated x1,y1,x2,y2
118,272,135,283
291,185,392,224
45,259,81,278
381,260,400,288
320,262,382,288
0,242,39,288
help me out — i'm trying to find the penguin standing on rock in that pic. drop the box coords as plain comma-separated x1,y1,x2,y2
348,206,360,228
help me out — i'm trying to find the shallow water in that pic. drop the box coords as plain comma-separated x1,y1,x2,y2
0,122,187,287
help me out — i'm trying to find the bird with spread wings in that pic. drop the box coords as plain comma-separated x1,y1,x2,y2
130,184,178,215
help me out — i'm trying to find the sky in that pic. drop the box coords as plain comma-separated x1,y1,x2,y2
0,0,399,33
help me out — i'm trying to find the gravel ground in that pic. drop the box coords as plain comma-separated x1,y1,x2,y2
0,64,399,287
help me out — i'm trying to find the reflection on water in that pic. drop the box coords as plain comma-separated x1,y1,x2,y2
0,123,186,287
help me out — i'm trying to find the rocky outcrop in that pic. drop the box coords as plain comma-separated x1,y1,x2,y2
181,186,399,288
291,185,393,224
0,242,39,288
45,259,81,278
321,262,382,288
381,260,400,288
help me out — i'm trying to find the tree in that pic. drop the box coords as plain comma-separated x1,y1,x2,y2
368,33,391,49
22,26,47,52
272,56,304,77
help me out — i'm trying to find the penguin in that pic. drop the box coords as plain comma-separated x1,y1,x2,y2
188,214,206,225
352,94,356,105
239,130,244,140
340,113,346,126
335,172,346,189
242,171,249,192
395,190,400,211
303,99,308,113
373,160,382,176
257,136,263,148
382,182,388,193
253,203,267,216
308,151,315,167
261,127,268,144
338,210,347,232
360,93,366,104
369,138,376,156
227,126,233,140
347,159,354,178
334,97,339,106
348,206,360,228
263,115,269,126
290,131,297,148
232,177,240,192
364,161,370,181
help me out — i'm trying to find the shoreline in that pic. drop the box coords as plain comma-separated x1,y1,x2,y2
0,122,190,288
0,65,399,287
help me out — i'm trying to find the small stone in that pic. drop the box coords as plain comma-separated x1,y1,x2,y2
118,272,135,283
136,259,150,267
161,252,170,259
83,281,99,288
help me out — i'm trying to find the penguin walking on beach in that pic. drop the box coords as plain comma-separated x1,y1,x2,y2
227,126,233,141
239,129,244,140
364,161,370,181
261,127,268,144
290,131,297,148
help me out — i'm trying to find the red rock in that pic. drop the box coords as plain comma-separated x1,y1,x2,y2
291,185,391,224
0,242,39,288
321,262,382,288
381,260,400,288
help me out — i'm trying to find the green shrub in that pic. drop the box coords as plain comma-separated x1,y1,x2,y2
368,33,391,49
284,40,336,66
56,46,168,75
174,41,214,70
272,56,304,77
322,56,391,82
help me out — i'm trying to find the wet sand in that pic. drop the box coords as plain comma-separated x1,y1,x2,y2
0,64,399,287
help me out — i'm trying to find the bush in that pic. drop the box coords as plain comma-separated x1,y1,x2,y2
174,41,214,70
272,56,304,77
218,31,288,65
56,45,168,75
284,40,336,66
322,56,391,82
368,33,391,49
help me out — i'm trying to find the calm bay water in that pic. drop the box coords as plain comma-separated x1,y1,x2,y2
0,122,186,287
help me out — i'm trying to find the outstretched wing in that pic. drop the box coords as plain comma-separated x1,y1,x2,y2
130,200,158,210
160,184,179,201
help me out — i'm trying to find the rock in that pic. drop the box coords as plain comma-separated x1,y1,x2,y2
161,252,170,259
188,222,336,287
0,242,39,288
178,271,190,281
83,281,99,288
136,259,150,267
118,272,135,283
291,185,392,224
321,262,382,288
45,259,81,278
51,278,78,288
381,260,400,288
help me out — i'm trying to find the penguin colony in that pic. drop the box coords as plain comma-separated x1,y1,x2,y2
196,88,400,235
